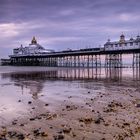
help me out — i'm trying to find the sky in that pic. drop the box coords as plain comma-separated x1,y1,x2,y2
0,0,140,58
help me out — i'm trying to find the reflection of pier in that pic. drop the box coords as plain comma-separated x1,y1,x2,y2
1,68,102,99
105,68,122,81
2,68,140,82
1,68,101,81
133,67,140,80
2,67,140,98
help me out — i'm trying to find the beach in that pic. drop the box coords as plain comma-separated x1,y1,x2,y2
0,66,140,140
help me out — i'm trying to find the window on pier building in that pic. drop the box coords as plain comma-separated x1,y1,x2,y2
135,42,138,45
115,44,118,47
125,43,127,46
130,42,133,46
119,43,122,47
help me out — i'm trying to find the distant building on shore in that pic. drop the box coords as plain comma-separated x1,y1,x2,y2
13,37,54,56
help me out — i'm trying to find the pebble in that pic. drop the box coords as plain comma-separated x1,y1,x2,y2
33,128,48,137
79,117,93,124
54,134,64,140
28,101,32,104
8,131,17,138
18,100,21,102
16,133,25,140
135,103,140,107
0,127,7,138
62,126,71,133
29,118,35,121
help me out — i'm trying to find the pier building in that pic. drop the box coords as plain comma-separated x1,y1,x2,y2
104,34,140,51
13,37,54,56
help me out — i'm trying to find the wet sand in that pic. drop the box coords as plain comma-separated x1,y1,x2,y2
0,67,140,140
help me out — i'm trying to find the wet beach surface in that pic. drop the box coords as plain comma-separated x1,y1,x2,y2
0,66,140,140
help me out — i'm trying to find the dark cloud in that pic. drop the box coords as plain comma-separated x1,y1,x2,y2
0,0,140,57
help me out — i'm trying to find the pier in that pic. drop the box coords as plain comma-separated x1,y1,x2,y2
2,35,140,68
9,47,140,68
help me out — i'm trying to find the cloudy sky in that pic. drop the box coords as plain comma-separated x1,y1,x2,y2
0,0,140,58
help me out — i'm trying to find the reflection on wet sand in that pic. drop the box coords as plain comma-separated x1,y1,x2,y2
1,67,140,81
1,67,140,99
1,68,102,80
105,68,122,81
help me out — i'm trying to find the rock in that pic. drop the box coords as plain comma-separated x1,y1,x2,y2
37,116,42,120
20,124,24,126
94,118,101,124
79,117,93,124
135,104,140,107
66,105,70,109
62,126,71,133
94,115,104,124
33,129,40,136
123,123,130,126
72,132,76,137
12,121,17,125
28,101,32,104
54,134,64,140
41,131,48,137
46,113,57,120
16,133,25,140
135,127,140,133
8,131,17,138
104,123,109,126
0,127,7,139
29,118,35,121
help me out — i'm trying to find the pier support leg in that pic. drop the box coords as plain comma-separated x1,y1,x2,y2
105,54,122,68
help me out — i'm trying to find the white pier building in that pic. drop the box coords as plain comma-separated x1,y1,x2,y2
104,34,140,51
13,37,54,55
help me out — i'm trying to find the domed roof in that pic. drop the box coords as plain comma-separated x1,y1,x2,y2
104,38,111,45
120,34,125,37
36,44,45,50
130,37,134,41
31,36,37,44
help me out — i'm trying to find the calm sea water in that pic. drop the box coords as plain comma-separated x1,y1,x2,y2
0,66,139,125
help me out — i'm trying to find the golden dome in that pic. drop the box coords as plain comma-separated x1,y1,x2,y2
31,36,37,44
